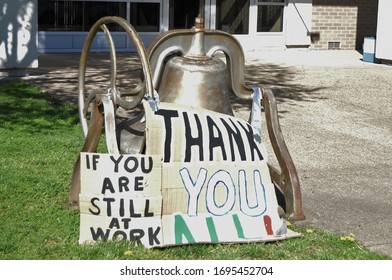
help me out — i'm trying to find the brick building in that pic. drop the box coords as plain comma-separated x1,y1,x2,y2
311,0,379,50
30,0,381,52
1,0,389,71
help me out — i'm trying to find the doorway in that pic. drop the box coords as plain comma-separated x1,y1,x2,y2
169,0,205,29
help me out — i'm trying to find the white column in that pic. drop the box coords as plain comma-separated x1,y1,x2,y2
209,0,216,29
249,0,257,36
161,0,169,32
376,0,392,60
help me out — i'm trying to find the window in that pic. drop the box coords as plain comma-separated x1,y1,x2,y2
216,0,250,35
38,0,161,33
38,0,127,31
130,2,160,32
257,0,285,32
169,0,202,29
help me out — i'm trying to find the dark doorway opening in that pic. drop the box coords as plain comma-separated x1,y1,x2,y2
169,0,204,29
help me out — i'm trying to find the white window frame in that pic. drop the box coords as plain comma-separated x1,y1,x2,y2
210,0,251,35
163,0,212,31
38,0,164,52
38,0,162,34
38,0,129,32
251,0,287,35
129,0,163,35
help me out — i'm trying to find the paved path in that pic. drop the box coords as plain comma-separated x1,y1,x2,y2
16,49,392,258
247,50,392,258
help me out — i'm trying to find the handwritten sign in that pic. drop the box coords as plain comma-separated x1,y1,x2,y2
79,154,163,247
79,102,298,248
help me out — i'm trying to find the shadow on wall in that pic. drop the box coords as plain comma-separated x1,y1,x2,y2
0,0,38,70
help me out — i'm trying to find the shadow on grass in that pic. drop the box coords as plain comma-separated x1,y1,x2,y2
0,81,79,133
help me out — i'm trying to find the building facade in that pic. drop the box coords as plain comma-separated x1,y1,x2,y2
311,0,379,50
36,0,313,52
0,0,386,71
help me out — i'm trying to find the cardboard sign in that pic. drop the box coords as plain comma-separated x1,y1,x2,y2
79,154,163,247
79,102,297,248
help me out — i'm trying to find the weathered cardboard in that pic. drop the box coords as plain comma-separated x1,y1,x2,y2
79,101,298,248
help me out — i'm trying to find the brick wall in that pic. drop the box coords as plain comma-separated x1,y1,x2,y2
311,0,378,50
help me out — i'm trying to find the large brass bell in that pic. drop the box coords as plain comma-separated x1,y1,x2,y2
148,16,253,116
70,16,305,221
152,17,238,115
147,16,304,221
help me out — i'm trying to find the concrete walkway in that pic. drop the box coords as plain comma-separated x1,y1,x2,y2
247,50,392,258
12,49,392,258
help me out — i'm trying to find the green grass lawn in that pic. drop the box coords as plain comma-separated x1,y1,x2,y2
0,80,389,260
